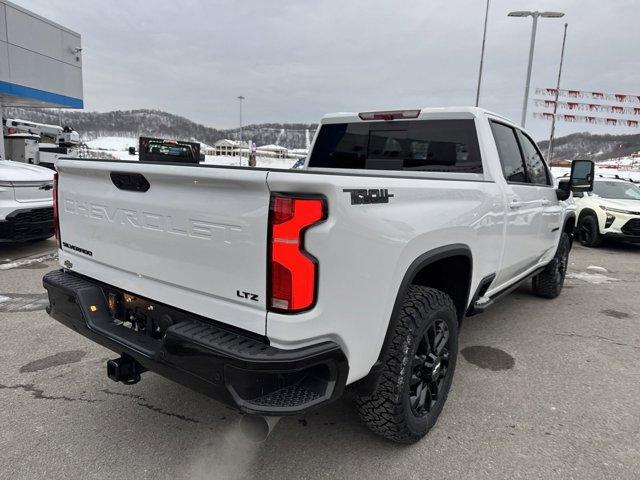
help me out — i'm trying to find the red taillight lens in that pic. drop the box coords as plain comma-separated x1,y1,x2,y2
53,172,61,248
269,195,326,312
272,196,295,224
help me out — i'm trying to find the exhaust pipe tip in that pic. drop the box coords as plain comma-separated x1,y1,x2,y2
239,415,281,443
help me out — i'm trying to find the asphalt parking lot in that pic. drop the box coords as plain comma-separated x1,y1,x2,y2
0,238,638,480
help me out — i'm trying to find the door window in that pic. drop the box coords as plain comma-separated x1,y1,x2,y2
490,122,527,183
517,131,550,185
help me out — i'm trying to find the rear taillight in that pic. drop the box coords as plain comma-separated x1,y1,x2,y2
268,195,327,313
53,172,61,248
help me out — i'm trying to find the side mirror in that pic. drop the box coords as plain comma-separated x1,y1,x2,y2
556,179,571,201
570,159,595,192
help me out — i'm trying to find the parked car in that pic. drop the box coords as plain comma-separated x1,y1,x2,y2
43,107,592,443
0,160,54,243
574,176,640,247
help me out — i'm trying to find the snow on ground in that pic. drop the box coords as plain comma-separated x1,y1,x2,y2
83,137,298,168
85,136,138,160
89,149,137,160
85,136,138,151
551,166,640,182
565,271,619,284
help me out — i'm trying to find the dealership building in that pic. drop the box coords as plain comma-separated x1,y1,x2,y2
0,0,83,160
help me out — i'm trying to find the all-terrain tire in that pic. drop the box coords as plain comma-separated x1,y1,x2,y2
356,285,458,444
577,215,602,247
532,232,571,299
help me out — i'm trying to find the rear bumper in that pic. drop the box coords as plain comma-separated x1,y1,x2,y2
43,270,348,415
0,207,53,242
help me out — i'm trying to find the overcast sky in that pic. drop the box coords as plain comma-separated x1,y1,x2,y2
15,0,640,140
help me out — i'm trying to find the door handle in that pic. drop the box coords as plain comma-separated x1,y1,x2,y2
509,199,522,210
541,199,551,206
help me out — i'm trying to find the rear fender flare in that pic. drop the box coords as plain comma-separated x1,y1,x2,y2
352,244,472,395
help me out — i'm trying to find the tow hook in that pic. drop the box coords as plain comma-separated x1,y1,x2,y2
107,354,146,385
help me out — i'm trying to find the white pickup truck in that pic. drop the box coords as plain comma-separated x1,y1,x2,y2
43,107,593,443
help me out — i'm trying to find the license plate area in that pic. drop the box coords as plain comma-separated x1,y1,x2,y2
103,289,185,340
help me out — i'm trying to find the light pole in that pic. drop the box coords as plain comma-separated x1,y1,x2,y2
547,23,568,162
475,0,491,107
237,95,245,166
508,10,564,127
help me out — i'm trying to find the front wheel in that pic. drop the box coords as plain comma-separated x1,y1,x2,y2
532,232,571,299
356,285,458,444
577,215,602,247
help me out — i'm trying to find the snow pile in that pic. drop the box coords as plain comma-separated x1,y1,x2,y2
586,266,608,274
566,271,618,284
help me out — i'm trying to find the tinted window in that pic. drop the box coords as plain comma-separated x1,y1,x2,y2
490,122,527,183
517,131,550,185
308,120,482,173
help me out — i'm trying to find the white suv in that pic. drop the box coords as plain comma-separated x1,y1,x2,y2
0,160,55,243
574,176,640,247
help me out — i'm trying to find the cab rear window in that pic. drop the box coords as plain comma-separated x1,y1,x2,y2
308,119,482,173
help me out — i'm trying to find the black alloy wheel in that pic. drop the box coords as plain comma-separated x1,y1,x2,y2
409,319,451,417
578,215,602,247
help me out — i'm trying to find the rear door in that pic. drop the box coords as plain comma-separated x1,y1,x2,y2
490,121,546,286
57,160,270,335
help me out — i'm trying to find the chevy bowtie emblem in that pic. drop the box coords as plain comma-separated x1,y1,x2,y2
39,183,53,191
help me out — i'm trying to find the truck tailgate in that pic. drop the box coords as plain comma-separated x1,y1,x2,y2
56,160,270,335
